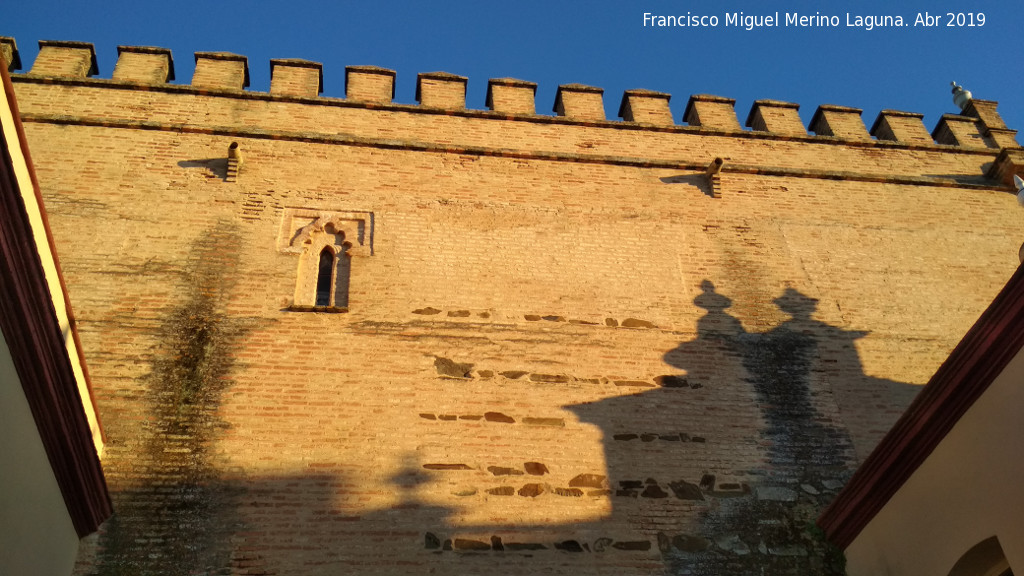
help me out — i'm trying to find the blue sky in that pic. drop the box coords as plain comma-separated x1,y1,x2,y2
6,0,1023,138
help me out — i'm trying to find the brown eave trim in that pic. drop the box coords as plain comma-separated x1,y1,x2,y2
0,63,111,537
818,263,1024,549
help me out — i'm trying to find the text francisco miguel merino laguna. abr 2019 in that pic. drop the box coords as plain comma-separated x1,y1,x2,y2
642,11,986,31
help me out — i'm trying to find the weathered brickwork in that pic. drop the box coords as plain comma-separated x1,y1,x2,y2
809,105,872,141
4,37,1024,574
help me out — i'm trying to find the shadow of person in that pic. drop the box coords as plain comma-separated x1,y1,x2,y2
663,280,747,385
562,280,768,573
741,288,855,472
654,287,860,574
676,287,922,574
567,282,911,574
764,288,920,462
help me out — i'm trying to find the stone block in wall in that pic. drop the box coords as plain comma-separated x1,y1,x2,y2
30,40,97,78
809,105,870,141
986,148,1024,187
554,84,605,121
964,99,1007,130
113,46,174,84
980,127,1021,149
618,89,673,125
746,100,805,136
932,114,992,148
963,99,1019,148
345,66,396,104
277,209,373,257
684,95,741,131
870,110,932,145
0,37,22,71
270,59,323,98
416,72,468,110
486,78,537,115
192,52,249,91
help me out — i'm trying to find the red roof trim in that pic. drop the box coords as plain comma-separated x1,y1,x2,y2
0,63,111,537
819,263,1024,549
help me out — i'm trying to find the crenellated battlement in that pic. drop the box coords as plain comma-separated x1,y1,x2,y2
270,59,322,98
1,36,1020,154
113,46,174,83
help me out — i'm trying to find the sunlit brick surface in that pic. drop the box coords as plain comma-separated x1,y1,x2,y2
10,39,1024,575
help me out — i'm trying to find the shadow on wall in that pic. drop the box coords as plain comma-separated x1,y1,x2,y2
84,222,270,575
659,173,718,198
80,278,920,575
410,280,919,573
566,280,918,574
179,158,229,181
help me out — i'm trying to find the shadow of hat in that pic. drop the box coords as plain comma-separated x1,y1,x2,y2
694,280,733,311
773,287,818,317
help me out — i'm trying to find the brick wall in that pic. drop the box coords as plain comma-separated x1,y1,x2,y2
8,38,1024,575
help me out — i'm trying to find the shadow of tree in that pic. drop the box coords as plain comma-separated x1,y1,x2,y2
89,222,270,575
82,277,920,576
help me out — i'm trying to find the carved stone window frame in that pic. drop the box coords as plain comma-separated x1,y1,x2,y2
278,208,373,312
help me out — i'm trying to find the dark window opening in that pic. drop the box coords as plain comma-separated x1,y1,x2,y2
315,248,334,307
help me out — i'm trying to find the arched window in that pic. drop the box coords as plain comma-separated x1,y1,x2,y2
284,212,369,312
315,247,335,307
291,236,351,311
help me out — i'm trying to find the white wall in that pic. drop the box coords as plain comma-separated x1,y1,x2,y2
845,350,1024,576
0,328,81,576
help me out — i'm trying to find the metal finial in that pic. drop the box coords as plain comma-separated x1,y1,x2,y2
951,81,972,111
